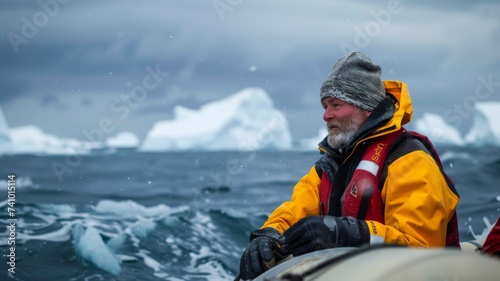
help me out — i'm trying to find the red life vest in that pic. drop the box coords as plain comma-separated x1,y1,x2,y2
340,128,403,222
319,129,403,220
318,128,461,247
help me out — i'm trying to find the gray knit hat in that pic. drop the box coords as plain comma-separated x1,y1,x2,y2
320,52,386,111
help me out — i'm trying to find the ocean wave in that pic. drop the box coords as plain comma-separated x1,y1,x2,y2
0,199,241,279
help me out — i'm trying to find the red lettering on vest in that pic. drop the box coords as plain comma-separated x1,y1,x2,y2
372,142,385,162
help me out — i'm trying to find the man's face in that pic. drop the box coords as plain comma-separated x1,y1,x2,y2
321,97,371,149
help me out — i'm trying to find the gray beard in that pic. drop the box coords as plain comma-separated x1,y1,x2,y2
327,113,366,149
327,129,358,149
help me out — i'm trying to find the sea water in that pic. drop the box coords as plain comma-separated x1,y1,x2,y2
1,147,499,280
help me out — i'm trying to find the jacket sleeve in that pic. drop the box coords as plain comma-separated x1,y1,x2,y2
260,166,322,234
366,150,460,247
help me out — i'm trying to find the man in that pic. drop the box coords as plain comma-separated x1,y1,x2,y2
236,51,460,280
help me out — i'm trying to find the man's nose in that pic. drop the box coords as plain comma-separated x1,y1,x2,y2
323,107,334,122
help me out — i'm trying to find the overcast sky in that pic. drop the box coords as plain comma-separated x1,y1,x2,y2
1,0,499,143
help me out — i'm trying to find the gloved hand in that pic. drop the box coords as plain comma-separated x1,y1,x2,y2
283,216,370,256
238,227,288,280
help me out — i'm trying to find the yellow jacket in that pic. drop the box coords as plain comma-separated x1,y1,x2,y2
261,81,460,247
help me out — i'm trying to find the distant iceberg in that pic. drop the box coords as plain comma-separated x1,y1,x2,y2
296,127,327,151
465,102,500,146
9,125,91,155
140,88,292,151
414,113,464,146
0,106,12,155
384,102,500,147
0,105,93,156
105,131,140,148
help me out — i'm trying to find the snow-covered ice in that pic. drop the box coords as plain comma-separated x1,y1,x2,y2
297,127,328,151
9,125,91,155
105,131,140,148
414,113,464,146
465,102,500,146
140,88,292,151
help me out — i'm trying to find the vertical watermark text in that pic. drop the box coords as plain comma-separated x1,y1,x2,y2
6,174,17,274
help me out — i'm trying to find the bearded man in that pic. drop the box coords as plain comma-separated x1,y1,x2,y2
235,51,460,280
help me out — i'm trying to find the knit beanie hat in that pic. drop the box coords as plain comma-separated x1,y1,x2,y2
320,51,386,111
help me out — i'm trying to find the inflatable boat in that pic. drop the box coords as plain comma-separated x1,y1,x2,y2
249,239,499,281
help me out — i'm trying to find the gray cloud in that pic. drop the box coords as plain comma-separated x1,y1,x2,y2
0,0,498,141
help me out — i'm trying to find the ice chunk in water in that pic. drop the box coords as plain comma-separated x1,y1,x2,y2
73,224,121,275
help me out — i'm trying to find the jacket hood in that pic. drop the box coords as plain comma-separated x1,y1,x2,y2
318,80,413,154
382,80,413,130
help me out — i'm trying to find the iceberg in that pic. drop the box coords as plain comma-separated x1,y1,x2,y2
465,102,500,146
140,88,292,151
413,113,464,146
9,125,91,155
0,106,12,155
297,127,328,151
105,131,140,148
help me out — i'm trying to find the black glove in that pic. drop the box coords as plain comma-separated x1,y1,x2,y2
238,227,287,280
283,216,370,256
